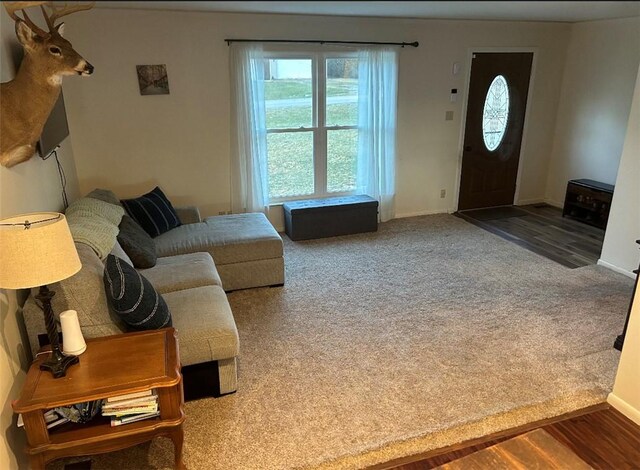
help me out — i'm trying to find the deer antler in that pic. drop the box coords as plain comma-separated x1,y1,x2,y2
41,1,95,32
3,2,49,37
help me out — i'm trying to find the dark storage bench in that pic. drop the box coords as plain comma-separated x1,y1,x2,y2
283,195,378,241
562,178,614,229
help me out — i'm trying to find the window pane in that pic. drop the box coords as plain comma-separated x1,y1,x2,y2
327,129,357,193
265,59,313,129
327,57,358,126
482,75,510,151
267,132,314,199
326,58,358,126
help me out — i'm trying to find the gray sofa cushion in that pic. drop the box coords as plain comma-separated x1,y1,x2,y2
109,240,134,267
216,258,284,292
163,285,239,365
117,215,157,269
140,252,222,294
175,206,201,225
155,213,283,265
86,188,122,207
103,255,172,331
23,242,119,357
57,243,115,326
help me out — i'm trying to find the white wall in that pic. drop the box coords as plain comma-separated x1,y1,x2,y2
0,12,81,469
545,17,640,207
605,65,640,422
599,64,640,277
62,9,571,226
609,288,640,425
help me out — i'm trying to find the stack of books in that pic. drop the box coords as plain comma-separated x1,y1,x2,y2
102,390,160,427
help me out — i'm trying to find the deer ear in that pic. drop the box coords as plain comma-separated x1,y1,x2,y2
55,23,65,37
15,20,39,49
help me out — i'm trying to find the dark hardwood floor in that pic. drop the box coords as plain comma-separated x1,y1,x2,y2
455,204,605,268
433,429,592,469
380,404,640,470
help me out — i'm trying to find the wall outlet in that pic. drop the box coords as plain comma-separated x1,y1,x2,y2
440,189,446,198
445,110,454,121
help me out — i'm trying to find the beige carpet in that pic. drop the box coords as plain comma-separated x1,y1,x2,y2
56,214,632,469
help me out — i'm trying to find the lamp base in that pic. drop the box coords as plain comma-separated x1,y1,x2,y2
35,285,80,379
39,350,79,378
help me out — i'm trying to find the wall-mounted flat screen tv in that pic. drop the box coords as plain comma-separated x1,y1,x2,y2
37,91,70,159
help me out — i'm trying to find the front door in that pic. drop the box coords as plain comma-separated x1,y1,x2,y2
458,52,533,210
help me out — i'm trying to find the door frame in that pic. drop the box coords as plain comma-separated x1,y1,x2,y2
453,47,538,211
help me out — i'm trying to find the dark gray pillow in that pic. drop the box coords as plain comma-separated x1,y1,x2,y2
117,215,157,269
103,255,171,331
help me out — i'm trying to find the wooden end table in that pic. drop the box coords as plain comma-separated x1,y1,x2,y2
13,328,186,470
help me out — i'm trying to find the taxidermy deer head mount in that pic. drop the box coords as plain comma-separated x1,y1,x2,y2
0,1,94,168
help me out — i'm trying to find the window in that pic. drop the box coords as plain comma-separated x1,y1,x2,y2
264,54,359,201
230,44,397,219
482,75,510,152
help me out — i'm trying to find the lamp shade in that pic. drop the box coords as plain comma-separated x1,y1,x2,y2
0,212,81,289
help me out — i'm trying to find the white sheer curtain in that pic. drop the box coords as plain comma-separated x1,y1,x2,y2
356,47,398,222
229,43,270,214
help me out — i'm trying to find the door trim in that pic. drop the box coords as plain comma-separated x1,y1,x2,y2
453,47,538,211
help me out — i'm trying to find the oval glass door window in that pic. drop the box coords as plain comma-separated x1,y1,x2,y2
482,75,510,151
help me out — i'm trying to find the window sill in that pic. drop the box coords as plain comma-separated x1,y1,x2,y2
269,191,357,207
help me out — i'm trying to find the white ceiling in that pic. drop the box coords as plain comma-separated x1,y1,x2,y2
94,1,640,23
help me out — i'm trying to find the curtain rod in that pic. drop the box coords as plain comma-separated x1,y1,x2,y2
225,39,419,48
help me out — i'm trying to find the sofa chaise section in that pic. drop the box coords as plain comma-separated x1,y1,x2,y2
155,212,285,291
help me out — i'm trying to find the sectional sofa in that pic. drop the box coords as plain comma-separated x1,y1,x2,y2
22,190,284,395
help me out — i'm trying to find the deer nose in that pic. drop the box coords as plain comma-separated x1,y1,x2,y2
84,62,94,75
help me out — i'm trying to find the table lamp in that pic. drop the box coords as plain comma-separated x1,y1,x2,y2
0,212,82,378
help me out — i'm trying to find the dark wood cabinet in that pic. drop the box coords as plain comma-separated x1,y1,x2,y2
562,179,614,229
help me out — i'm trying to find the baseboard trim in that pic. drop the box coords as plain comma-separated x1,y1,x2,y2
515,198,546,206
394,209,451,219
278,209,451,232
544,198,564,209
607,392,640,426
597,259,635,279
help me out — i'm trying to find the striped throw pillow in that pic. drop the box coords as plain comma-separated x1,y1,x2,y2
121,187,181,237
103,255,172,331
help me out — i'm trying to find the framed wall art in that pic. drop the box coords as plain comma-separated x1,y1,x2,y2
136,64,170,95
